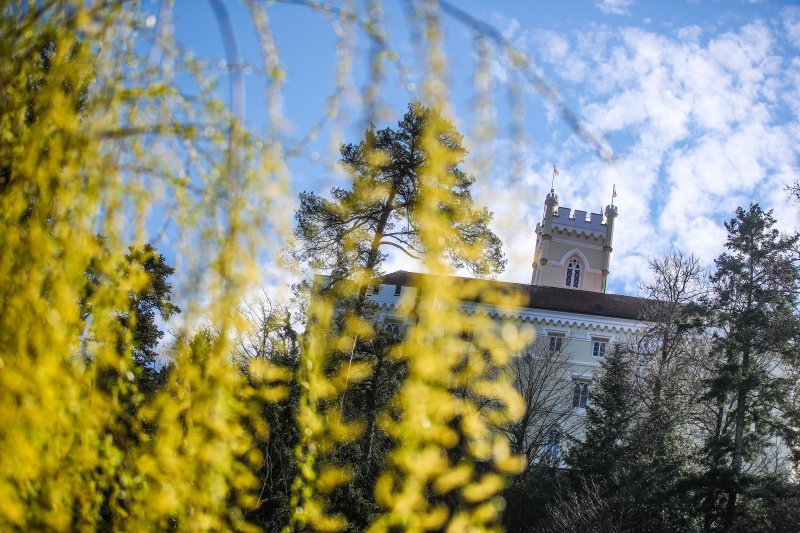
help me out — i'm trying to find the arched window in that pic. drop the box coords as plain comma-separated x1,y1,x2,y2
385,322,402,336
565,258,581,288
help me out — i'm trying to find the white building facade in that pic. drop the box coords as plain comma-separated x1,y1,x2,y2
367,192,648,460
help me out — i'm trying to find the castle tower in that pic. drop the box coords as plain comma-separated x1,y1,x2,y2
530,191,618,293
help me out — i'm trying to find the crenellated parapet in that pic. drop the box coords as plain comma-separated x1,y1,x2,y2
531,189,619,293
551,207,608,240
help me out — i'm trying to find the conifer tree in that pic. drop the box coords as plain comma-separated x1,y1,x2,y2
567,344,636,482
292,103,507,528
82,242,180,396
294,101,506,295
564,345,637,529
698,204,800,530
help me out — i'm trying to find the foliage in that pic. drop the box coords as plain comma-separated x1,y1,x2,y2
1,1,285,530
290,107,527,529
546,218,800,533
624,252,707,531
554,253,709,532
122,244,181,368
294,101,506,287
693,205,800,530
83,240,181,395
4,1,800,532
2,0,543,529
234,297,302,532
291,100,517,530
566,345,636,482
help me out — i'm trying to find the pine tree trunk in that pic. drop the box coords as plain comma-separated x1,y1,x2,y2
724,344,750,531
357,190,395,466
357,190,396,302
364,352,385,467
724,263,755,532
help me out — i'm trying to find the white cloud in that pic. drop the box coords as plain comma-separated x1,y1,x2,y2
596,0,636,16
676,25,703,43
783,6,800,48
489,14,800,294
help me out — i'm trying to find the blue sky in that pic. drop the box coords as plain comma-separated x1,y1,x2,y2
162,0,800,295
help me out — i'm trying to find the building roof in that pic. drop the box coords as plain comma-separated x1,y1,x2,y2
381,270,649,321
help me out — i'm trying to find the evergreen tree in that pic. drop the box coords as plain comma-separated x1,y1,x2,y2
233,298,301,532
122,243,181,394
697,205,800,530
82,241,180,395
294,101,506,294
292,103,506,528
567,344,636,483
564,345,637,529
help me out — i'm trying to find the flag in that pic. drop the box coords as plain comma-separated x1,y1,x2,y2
612,184,617,198
554,165,559,176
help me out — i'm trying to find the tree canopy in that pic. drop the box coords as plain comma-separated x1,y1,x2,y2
294,102,506,286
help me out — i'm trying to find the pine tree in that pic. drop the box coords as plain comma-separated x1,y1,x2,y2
292,103,506,528
294,101,506,295
698,204,800,530
564,344,637,529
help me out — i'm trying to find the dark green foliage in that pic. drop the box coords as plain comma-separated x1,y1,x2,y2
731,477,800,533
561,342,697,531
623,400,697,531
294,101,506,285
566,345,636,483
122,244,181,394
327,323,408,531
82,240,180,395
501,465,568,533
619,252,706,531
557,346,638,530
235,302,302,532
694,205,800,530
246,357,301,532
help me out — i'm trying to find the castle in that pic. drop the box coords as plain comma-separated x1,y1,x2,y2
368,190,649,460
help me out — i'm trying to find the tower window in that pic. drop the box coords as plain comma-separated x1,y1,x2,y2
565,258,582,288
572,381,589,409
385,321,402,336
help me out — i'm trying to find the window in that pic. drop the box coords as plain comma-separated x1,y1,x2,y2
572,381,589,409
565,258,581,288
592,339,608,358
385,322,402,336
548,334,563,353
545,428,561,461
394,284,402,296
